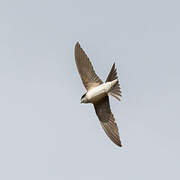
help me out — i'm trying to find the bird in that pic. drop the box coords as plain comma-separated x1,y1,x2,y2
74,42,122,147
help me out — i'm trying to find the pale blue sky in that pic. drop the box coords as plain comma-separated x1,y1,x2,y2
0,0,180,179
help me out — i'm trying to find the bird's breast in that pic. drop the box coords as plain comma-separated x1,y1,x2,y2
86,82,114,103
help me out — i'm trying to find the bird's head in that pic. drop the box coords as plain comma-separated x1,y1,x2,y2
81,93,88,103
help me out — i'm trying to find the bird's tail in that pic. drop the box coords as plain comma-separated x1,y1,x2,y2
106,63,121,101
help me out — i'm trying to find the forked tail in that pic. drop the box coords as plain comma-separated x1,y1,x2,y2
106,63,121,101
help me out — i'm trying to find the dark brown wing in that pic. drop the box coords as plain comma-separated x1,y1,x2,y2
74,42,103,90
93,96,122,147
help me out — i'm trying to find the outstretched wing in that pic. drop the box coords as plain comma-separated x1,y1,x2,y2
93,96,122,147
74,42,103,90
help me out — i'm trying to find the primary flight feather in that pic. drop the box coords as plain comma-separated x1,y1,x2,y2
74,42,122,147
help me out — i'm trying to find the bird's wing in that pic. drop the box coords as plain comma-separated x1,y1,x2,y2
74,42,103,90
93,96,122,147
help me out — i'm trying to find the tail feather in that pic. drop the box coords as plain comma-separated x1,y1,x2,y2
106,63,121,101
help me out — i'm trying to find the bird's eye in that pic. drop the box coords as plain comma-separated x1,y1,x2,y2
81,94,86,99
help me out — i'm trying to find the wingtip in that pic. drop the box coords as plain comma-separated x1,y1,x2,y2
75,41,80,47
112,62,115,69
75,42,81,55
117,140,122,147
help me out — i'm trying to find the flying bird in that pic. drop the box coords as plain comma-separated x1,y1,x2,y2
74,42,122,147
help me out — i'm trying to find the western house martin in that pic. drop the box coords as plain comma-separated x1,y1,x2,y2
74,42,122,147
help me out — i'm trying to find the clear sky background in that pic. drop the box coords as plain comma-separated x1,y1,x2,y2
0,0,180,179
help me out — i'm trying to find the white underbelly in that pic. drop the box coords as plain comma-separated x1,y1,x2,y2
86,80,117,103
